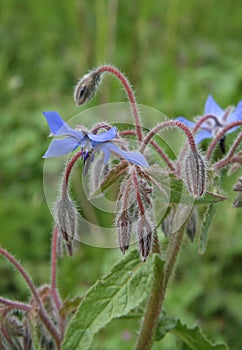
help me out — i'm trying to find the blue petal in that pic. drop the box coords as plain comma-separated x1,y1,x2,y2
43,137,80,158
102,143,149,167
228,101,242,123
43,111,66,135
204,95,224,117
88,127,117,142
175,117,196,128
102,148,111,163
195,130,212,143
43,111,85,139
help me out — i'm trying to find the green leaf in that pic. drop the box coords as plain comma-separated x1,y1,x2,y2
156,315,228,350
62,250,163,350
198,203,217,254
172,319,228,350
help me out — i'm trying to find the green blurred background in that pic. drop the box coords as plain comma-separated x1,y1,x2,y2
0,1,242,349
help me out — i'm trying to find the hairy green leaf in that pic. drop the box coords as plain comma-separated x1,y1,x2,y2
156,315,228,349
172,319,228,350
62,250,163,350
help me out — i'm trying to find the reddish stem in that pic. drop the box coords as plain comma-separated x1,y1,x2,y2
132,168,145,216
96,65,143,144
214,156,242,171
50,226,62,310
226,132,242,159
0,248,61,348
139,120,197,154
193,114,222,133
120,129,175,171
0,297,31,312
62,149,83,198
206,121,242,160
0,248,42,307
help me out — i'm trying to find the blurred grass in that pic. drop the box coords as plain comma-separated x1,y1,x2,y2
0,0,242,349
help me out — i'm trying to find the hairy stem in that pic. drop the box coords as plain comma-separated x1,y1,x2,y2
62,149,83,198
132,168,145,216
206,121,242,160
0,248,42,307
96,64,143,143
139,120,197,154
50,226,62,310
0,297,31,312
136,223,186,350
214,156,242,171
120,129,175,171
0,248,61,348
226,132,242,159
135,253,164,350
193,114,223,133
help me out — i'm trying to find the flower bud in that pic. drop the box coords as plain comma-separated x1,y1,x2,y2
116,210,132,254
56,197,78,255
135,214,154,261
74,70,102,105
182,150,206,197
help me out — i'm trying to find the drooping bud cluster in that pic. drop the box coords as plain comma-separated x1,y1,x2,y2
115,170,154,260
55,196,78,255
182,150,206,198
74,70,102,106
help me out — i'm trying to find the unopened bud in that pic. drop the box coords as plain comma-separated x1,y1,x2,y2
56,197,78,255
116,210,132,254
186,210,197,242
74,70,102,105
182,150,206,197
135,214,154,261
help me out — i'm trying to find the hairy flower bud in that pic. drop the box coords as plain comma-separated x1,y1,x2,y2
116,210,132,254
135,214,154,261
182,150,206,197
56,197,78,255
74,70,102,105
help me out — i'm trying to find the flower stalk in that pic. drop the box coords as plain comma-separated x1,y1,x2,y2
136,222,186,350
206,120,242,160
139,120,197,154
95,64,143,143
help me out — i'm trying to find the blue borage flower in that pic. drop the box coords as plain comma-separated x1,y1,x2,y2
43,111,149,169
176,95,242,143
